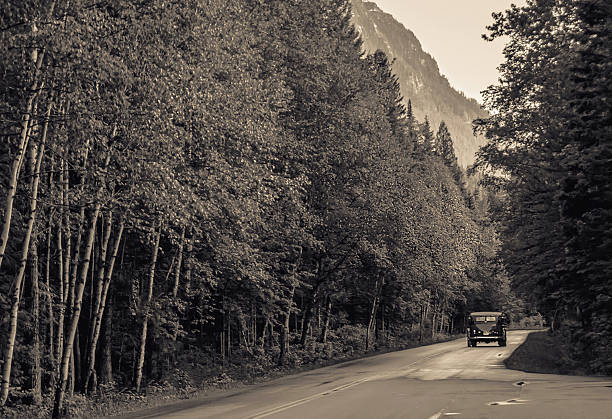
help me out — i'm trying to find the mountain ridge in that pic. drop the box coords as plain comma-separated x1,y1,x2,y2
350,0,488,167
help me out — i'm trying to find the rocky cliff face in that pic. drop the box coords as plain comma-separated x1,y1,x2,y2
350,0,488,167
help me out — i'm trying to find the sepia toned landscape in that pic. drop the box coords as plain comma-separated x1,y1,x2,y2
0,1,610,417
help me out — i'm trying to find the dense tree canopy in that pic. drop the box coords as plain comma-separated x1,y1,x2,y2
0,0,514,415
474,0,611,374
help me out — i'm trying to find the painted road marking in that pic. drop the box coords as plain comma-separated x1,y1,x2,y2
427,409,461,418
248,350,452,418
488,398,529,406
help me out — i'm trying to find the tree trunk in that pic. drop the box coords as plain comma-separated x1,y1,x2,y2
54,215,65,387
83,212,112,392
261,316,271,348
183,226,193,295
319,296,332,344
169,224,185,346
30,229,42,404
52,199,101,418
365,277,382,351
99,300,113,386
52,134,113,417
300,294,316,347
171,225,185,298
134,221,162,393
431,309,437,340
84,217,124,393
278,286,294,366
0,123,47,406
45,209,55,389
53,161,67,390
0,72,42,271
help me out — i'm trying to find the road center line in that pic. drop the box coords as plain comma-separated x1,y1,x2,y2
248,349,451,419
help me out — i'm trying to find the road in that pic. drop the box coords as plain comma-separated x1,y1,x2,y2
121,331,612,419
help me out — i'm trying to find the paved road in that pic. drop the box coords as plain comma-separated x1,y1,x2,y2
122,331,612,419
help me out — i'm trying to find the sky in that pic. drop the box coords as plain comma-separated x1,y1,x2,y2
371,0,527,103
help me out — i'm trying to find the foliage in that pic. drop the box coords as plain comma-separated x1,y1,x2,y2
474,0,612,374
0,0,512,414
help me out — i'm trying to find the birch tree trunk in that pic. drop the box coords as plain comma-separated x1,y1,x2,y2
278,286,295,366
183,227,193,295
99,301,113,386
45,210,55,388
135,221,162,393
52,202,101,418
299,290,317,347
0,115,47,406
319,296,332,344
30,243,42,404
0,56,45,271
53,162,66,389
171,224,185,299
365,276,382,351
84,217,124,393
83,212,112,392
52,137,112,418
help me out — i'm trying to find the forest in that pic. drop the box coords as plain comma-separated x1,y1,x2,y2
474,0,612,375
0,0,609,417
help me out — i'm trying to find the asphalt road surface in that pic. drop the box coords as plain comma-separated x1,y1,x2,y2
121,331,612,419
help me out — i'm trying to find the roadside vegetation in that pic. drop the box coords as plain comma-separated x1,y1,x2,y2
472,0,612,376
0,1,518,417
504,330,587,376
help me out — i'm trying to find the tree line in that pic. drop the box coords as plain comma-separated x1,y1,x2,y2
474,0,611,374
0,0,511,416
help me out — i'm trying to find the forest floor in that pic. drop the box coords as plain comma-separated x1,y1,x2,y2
0,333,463,418
504,329,587,375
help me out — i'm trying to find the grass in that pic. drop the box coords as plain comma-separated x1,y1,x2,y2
504,330,585,375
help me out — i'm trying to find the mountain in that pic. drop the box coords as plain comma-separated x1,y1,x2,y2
350,0,488,168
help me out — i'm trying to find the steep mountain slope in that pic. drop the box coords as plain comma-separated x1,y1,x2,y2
350,0,488,167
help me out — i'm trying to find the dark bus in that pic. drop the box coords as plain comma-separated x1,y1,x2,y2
466,311,508,347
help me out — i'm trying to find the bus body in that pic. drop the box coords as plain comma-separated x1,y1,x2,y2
466,311,508,347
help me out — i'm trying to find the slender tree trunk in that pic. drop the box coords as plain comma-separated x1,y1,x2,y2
431,307,437,340
52,135,113,418
135,221,162,393
99,300,113,386
171,225,185,298
238,310,251,352
84,217,124,393
252,304,257,347
183,226,193,295
168,224,185,353
300,292,317,347
261,315,271,348
0,120,47,406
0,65,44,271
278,286,295,366
83,212,112,392
45,208,55,389
52,201,101,418
70,331,79,395
366,277,383,351
53,163,66,389
30,243,42,404
319,296,332,344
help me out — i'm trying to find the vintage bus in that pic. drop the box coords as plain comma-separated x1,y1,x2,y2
466,311,508,347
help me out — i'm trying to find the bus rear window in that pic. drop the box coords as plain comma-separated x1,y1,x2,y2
474,316,497,322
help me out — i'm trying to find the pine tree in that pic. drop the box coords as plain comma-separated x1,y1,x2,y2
557,0,612,373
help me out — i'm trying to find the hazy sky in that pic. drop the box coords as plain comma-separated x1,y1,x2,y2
371,0,526,103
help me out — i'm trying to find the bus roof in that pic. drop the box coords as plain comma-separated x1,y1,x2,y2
469,311,503,316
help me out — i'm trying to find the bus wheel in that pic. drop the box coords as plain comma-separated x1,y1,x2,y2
498,339,506,347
